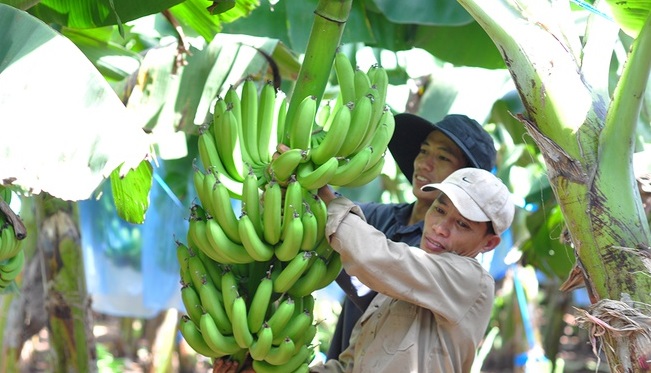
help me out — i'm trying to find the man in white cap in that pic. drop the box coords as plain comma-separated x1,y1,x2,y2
212,168,515,373
309,167,515,373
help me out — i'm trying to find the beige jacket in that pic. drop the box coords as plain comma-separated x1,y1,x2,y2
311,197,495,373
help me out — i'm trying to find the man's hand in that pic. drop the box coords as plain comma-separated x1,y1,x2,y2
317,185,337,204
212,358,254,373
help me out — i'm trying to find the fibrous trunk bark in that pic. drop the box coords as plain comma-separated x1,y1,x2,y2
35,194,97,372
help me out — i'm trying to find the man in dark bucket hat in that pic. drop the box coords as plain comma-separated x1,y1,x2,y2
389,113,497,180
327,112,497,361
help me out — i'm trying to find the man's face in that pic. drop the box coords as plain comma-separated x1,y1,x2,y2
411,130,469,203
420,193,500,257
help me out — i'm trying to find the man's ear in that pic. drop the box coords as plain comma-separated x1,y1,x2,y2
481,235,502,253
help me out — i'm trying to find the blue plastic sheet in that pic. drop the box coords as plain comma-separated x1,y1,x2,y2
79,164,190,318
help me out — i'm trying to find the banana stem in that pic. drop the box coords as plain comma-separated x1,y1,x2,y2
284,0,353,144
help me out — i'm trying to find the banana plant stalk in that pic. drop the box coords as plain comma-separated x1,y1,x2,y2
34,194,97,372
283,0,353,145
457,0,651,370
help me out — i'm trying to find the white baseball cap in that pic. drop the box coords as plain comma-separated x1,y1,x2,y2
421,168,515,236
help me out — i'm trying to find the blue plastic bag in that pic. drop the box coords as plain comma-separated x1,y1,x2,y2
79,164,189,318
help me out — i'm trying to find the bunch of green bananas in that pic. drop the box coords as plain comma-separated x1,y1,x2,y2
178,51,392,369
0,189,26,291
177,239,329,372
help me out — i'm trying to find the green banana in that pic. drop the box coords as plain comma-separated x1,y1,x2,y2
187,253,211,289
258,81,277,163
249,322,274,361
287,255,328,297
276,95,288,147
200,169,218,216
195,249,224,290
301,294,315,314
188,217,229,266
224,85,252,166
316,100,332,128
179,315,222,358
304,191,327,245
0,249,24,284
204,217,255,264
341,156,386,188
329,146,373,186
273,251,315,294
238,213,275,262
0,224,23,261
293,323,317,354
266,296,295,338
362,108,395,170
181,284,203,326
368,65,389,130
262,179,282,245
288,95,317,150
221,268,239,322
214,104,245,182
242,166,263,238
314,252,343,290
176,241,194,286
309,102,353,165
299,204,318,251
197,280,233,335
334,51,356,107
281,176,303,237
263,337,295,366
251,344,311,373
241,78,262,165
275,210,303,262
192,166,208,207
231,295,254,348
269,148,308,182
199,311,242,356
247,273,274,333
313,236,335,259
296,156,339,191
208,177,242,244
198,127,231,178
353,66,372,102
336,94,373,158
273,309,312,345
353,88,382,155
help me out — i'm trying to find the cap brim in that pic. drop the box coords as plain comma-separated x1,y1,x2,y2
422,183,490,223
388,113,437,184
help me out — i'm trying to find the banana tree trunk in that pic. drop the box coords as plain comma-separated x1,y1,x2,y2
458,0,651,370
35,194,97,373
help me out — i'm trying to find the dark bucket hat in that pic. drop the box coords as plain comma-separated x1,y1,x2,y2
388,113,496,183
